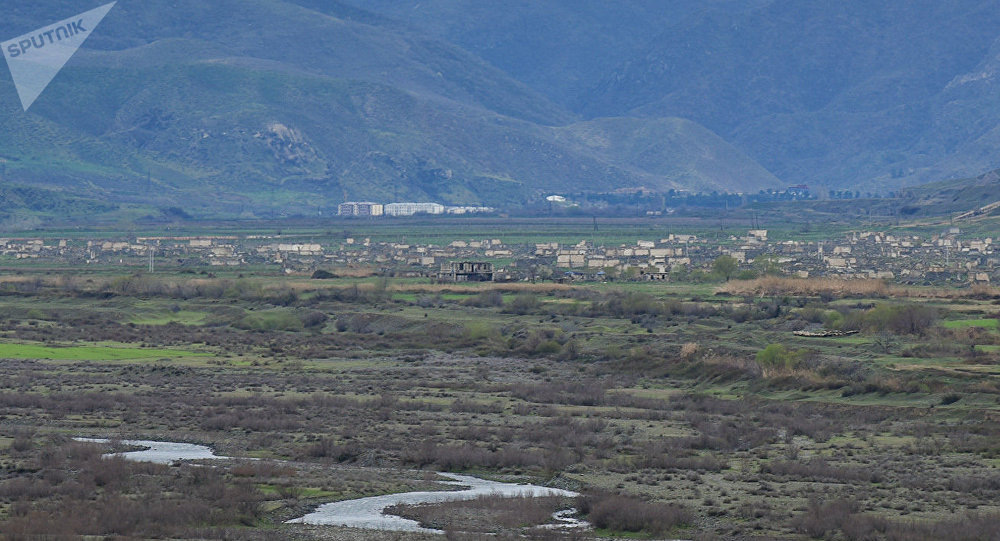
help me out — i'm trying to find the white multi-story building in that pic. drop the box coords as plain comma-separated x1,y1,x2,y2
446,206,495,215
338,202,384,216
384,202,445,216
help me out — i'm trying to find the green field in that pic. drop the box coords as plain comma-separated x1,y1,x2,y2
943,318,999,329
0,342,207,361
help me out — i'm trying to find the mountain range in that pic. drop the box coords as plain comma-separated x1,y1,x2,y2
1,0,999,219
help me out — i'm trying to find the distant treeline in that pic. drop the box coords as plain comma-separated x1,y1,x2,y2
518,189,818,216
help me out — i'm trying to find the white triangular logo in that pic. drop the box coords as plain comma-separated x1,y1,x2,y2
2,2,117,111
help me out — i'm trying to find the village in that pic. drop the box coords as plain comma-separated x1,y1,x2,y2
0,227,995,285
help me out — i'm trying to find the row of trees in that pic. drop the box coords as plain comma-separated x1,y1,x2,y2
582,255,781,284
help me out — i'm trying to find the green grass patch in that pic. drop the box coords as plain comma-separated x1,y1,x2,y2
942,318,999,329
0,342,207,361
129,310,209,325
235,310,303,331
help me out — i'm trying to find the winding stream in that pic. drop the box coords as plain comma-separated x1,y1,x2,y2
73,438,228,464
74,438,581,533
286,472,578,533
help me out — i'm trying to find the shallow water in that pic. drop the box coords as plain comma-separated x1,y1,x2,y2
541,507,590,530
74,438,578,533
286,472,578,533
73,438,227,464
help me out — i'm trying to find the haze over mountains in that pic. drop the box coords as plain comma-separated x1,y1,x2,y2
1,0,999,218
355,0,1000,191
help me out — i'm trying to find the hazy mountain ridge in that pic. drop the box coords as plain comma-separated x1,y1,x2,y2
353,0,1000,193
4,0,997,220
343,0,771,106
0,0,781,218
580,0,1000,190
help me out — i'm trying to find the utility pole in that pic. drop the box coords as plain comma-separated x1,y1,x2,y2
148,246,154,273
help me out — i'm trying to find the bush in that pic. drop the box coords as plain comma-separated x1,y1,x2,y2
875,304,938,334
504,294,540,314
844,303,940,335
0,440,264,537
235,310,304,332
756,344,803,371
940,393,961,405
463,290,504,307
579,493,692,535
799,306,827,324
310,270,337,279
298,310,328,328
792,498,859,538
679,342,700,361
792,499,1000,541
305,438,360,462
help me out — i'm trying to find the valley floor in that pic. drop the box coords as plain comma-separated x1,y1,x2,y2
0,257,997,540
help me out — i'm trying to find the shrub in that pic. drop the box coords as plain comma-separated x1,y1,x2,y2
504,294,540,314
799,306,827,323
310,269,336,279
579,493,692,535
940,393,961,405
756,344,803,371
792,498,859,538
304,438,360,462
862,303,939,335
298,310,328,328
679,342,700,361
463,290,504,307
235,310,304,332
761,458,875,483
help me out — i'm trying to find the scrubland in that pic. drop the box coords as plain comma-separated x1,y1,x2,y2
0,270,997,539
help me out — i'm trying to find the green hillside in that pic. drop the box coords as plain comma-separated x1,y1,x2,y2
578,0,1000,192
0,0,781,219
903,169,1000,217
552,117,780,192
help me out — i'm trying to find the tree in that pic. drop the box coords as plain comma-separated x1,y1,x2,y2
670,264,690,282
862,304,939,336
712,255,739,281
872,331,898,354
754,256,783,277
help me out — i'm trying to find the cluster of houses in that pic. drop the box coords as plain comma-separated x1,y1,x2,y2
0,227,995,285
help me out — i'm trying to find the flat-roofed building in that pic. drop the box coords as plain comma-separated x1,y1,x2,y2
384,202,445,216
338,202,384,216
439,261,494,282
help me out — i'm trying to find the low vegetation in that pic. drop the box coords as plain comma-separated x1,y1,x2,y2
0,267,997,539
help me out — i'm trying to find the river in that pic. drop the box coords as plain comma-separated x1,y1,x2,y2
285,472,577,532
74,438,580,533
73,438,227,464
